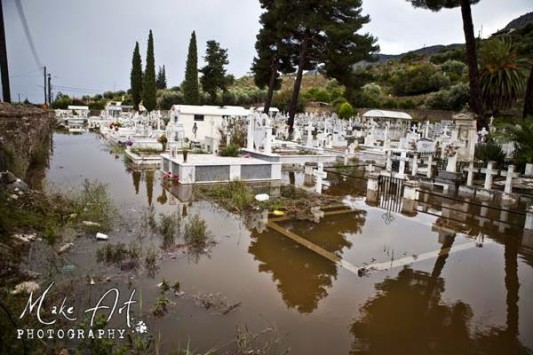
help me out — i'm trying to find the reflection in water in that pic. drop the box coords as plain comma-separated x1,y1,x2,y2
249,229,337,313
351,235,529,355
146,170,154,206
156,188,168,205
132,170,141,194
248,211,366,313
351,267,473,355
324,166,367,197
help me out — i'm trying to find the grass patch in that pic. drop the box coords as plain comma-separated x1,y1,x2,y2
198,180,342,220
184,214,214,251
96,241,140,265
71,179,116,233
158,213,179,249
152,296,169,317
130,147,164,156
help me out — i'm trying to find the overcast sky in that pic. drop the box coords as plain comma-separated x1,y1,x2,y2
4,0,532,103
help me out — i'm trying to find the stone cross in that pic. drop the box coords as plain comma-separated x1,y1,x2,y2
423,120,430,139
501,165,519,195
426,155,433,178
478,127,489,143
264,126,273,154
410,125,417,134
411,153,419,176
481,161,498,190
247,114,255,150
314,162,327,194
306,123,313,147
463,161,478,187
525,163,533,177
396,151,409,178
386,150,392,172
442,125,450,137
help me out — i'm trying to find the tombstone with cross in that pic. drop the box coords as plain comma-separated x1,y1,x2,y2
463,161,478,187
500,165,519,195
481,161,498,190
478,127,489,143
396,151,409,179
314,162,327,194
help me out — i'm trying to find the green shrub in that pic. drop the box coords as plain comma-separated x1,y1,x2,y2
338,102,354,119
220,143,240,157
475,141,507,167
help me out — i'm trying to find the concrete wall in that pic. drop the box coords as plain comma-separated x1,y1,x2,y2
0,104,54,183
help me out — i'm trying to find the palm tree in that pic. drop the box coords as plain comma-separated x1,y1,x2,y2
508,120,533,166
479,37,529,116
523,64,533,119
406,0,485,128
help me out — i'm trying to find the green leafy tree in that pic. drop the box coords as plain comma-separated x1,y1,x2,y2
51,92,72,109
406,0,485,128
251,0,296,114
143,30,157,112
281,0,377,134
183,31,200,105
156,65,167,90
130,42,143,111
479,37,529,115
200,40,229,104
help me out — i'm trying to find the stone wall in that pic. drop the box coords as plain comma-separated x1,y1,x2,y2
0,103,54,182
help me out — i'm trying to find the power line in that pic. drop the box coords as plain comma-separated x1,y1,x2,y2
14,0,42,70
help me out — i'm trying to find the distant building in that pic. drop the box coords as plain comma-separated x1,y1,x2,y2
168,105,249,145
103,101,134,119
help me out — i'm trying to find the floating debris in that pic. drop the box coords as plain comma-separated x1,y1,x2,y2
96,232,109,240
255,193,269,202
58,242,74,254
11,281,40,294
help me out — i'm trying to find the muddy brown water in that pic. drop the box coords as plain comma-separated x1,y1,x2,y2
36,133,533,354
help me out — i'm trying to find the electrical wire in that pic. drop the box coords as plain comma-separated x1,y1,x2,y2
14,0,42,70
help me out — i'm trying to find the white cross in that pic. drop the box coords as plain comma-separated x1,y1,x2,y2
500,165,519,194
478,127,489,143
481,161,498,190
462,161,478,187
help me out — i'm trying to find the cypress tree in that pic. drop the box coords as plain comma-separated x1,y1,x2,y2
156,65,167,89
130,42,143,111
183,31,200,105
200,40,229,104
143,30,157,112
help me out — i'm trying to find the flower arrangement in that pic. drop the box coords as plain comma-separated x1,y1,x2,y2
444,144,458,158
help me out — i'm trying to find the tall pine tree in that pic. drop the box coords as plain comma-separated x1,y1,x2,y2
406,0,485,128
156,65,167,89
143,30,157,112
200,40,229,104
251,0,295,114
183,31,200,105
282,0,377,135
130,42,143,111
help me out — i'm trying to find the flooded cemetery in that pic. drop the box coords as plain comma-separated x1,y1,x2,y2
2,105,533,354
2,1,533,354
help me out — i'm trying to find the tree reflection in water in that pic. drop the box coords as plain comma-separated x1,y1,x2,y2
350,234,529,355
248,211,366,313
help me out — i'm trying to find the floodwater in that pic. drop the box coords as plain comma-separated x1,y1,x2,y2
43,133,533,354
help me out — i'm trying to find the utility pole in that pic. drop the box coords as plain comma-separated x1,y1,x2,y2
47,73,51,104
43,66,47,105
0,0,11,103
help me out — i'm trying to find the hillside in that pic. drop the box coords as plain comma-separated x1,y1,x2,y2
504,11,533,30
